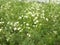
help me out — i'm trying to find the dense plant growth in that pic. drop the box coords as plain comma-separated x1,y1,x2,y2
0,0,60,45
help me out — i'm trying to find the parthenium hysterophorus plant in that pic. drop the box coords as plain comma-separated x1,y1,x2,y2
0,0,60,45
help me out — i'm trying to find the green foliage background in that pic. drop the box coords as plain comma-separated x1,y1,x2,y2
0,0,60,45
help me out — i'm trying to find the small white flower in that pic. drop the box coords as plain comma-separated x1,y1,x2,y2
1,5,3,9
41,13,45,16
31,7,34,9
9,27,11,29
24,16,28,18
14,27,17,31
34,20,39,24
19,29,23,32
34,22,36,24
40,23,42,25
27,33,31,37
10,22,13,25
0,18,3,20
43,17,45,19
41,13,45,19
27,12,32,14
6,37,10,41
33,25,36,27
37,8,40,10
53,19,55,22
36,20,39,23
20,24,23,27
11,13,14,15
46,18,48,21
33,17,38,21
23,22,26,24
26,27,30,29
31,14,35,17
18,27,21,30
19,16,22,19
19,0,21,1
11,9,13,11
0,22,4,24
53,31,57,34
10,35,12,37
14,22,19,26
26,23,29,26
4,8,7,10
39,4,42,7
8,1,11,4
7,22,10,24
42,10,45,12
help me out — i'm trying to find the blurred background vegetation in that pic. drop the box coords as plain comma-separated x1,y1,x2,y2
0,0,60,45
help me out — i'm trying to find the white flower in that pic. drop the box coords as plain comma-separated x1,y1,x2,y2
35,17,38,19
0,18,3,20
20,24,23,27
6,37,10,41
19,16,22,19
40,23,42,25
19,29,23,32
26,23,29,26
1,5,3,9
37,8,40,10
27,33,31,37
19,0,21,1
11,13,14,15
42,10,45,12
33,17,38,21
27,12,32,14
41,13,45,16
31,7,34,9
31,14,35,17
26,27,30,29
53,31,57,34
34,20,39,24
41,13,45,19
10,22,13,25
24,16,28,18
9,27,12,29
36,20,39,23
0,22,4,24
33,25,36,27
18,27,21,30
7,21,10,24
14,22,19,26
14,27,17,31
39,4,42,7
8,1,11,4
46,18,48,21
53,19,55,22
43,17,45,19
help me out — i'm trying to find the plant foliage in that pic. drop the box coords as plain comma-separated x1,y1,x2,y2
0,0,60,45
